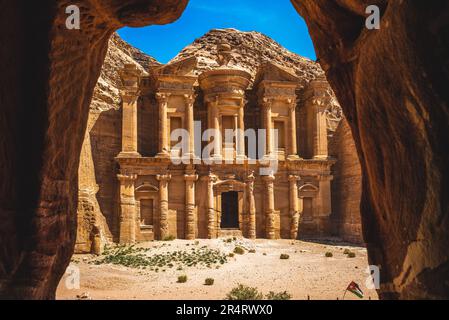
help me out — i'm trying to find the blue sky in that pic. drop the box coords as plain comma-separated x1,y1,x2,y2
118,0,316,64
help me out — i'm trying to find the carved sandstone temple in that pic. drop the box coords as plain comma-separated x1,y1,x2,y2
115,44,335,243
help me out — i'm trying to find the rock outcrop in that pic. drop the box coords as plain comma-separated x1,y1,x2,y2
0,0,188,300
76,33,158,253
293,0,449,299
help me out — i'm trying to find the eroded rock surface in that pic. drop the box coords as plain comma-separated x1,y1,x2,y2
293,0,449,299
0,0,188,300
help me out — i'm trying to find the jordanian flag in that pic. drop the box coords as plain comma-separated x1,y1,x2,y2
346,281,364,299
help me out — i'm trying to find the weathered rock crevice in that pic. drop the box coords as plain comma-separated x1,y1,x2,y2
293,0,449,299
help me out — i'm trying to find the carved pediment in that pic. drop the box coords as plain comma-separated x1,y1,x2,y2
135,183,159,193
298,183,319,193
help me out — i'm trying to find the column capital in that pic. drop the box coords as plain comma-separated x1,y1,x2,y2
184,174,198,182
205,94,219,106
156,92,171,104
245,171,256,183
117,174,137,182
261,97,273,109
262,174,275,183
288,175,301,182
240,97,248,108
183,93,197,106
156,174,172,182
202,174,218,183
287,98,297,110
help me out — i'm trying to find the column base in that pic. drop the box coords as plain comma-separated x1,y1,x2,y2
156,151,170,159
236,155,247,163
117,151,141,158
313,155,329,160
287,154,302,161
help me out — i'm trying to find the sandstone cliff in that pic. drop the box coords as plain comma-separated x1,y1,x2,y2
76,33,158,252
76,29,361,253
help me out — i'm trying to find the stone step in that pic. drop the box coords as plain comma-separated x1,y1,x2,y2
219,229,243,238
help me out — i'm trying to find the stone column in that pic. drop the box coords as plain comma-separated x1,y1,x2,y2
184,172,198,240
118,65,141,158
184,94,195,159
206,96,222,160
263,174,276,239
237,101,246,160
246,173,256,239
206,175,217,238
289,175,301,239
156,93,171,158
157,174,171,239
288,99,299,160
262,98,273,157
213,107,222,160
118,174,137,244
313,102,328,159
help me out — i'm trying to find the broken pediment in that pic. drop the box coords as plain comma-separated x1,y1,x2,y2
153,56,198,77
254,61,299,85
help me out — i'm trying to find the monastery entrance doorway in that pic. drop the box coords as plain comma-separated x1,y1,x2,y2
221,191,239,229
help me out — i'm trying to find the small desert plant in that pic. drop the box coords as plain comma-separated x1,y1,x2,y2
249,249,256,253
226,238,233,243
229,253,235,257
347,252,356,258
226,284,263,300
280,254,290,260
325,252,333,258
177,275,188,283
234,246,245,255
343,248,351,255
266,291,292,300
204,278,214,286
163,235,176,241
194,240,200,245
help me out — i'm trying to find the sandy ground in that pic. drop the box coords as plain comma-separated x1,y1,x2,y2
57,239,378,300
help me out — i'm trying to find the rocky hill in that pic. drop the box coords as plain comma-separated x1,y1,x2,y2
170,28,323,85
91,33,159,111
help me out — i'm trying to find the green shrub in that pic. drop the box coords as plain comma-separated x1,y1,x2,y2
229,253,235,258
347,252,356,258
280,254,290,260
226,238,233,243
249,249,256,253
343,249,351,255
325,252,333,258
204,278,214,286
266,291,292,300
234,246,245,255
194,240,200,245
226,284,263,300
177,275,188,283
163,235,176,241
